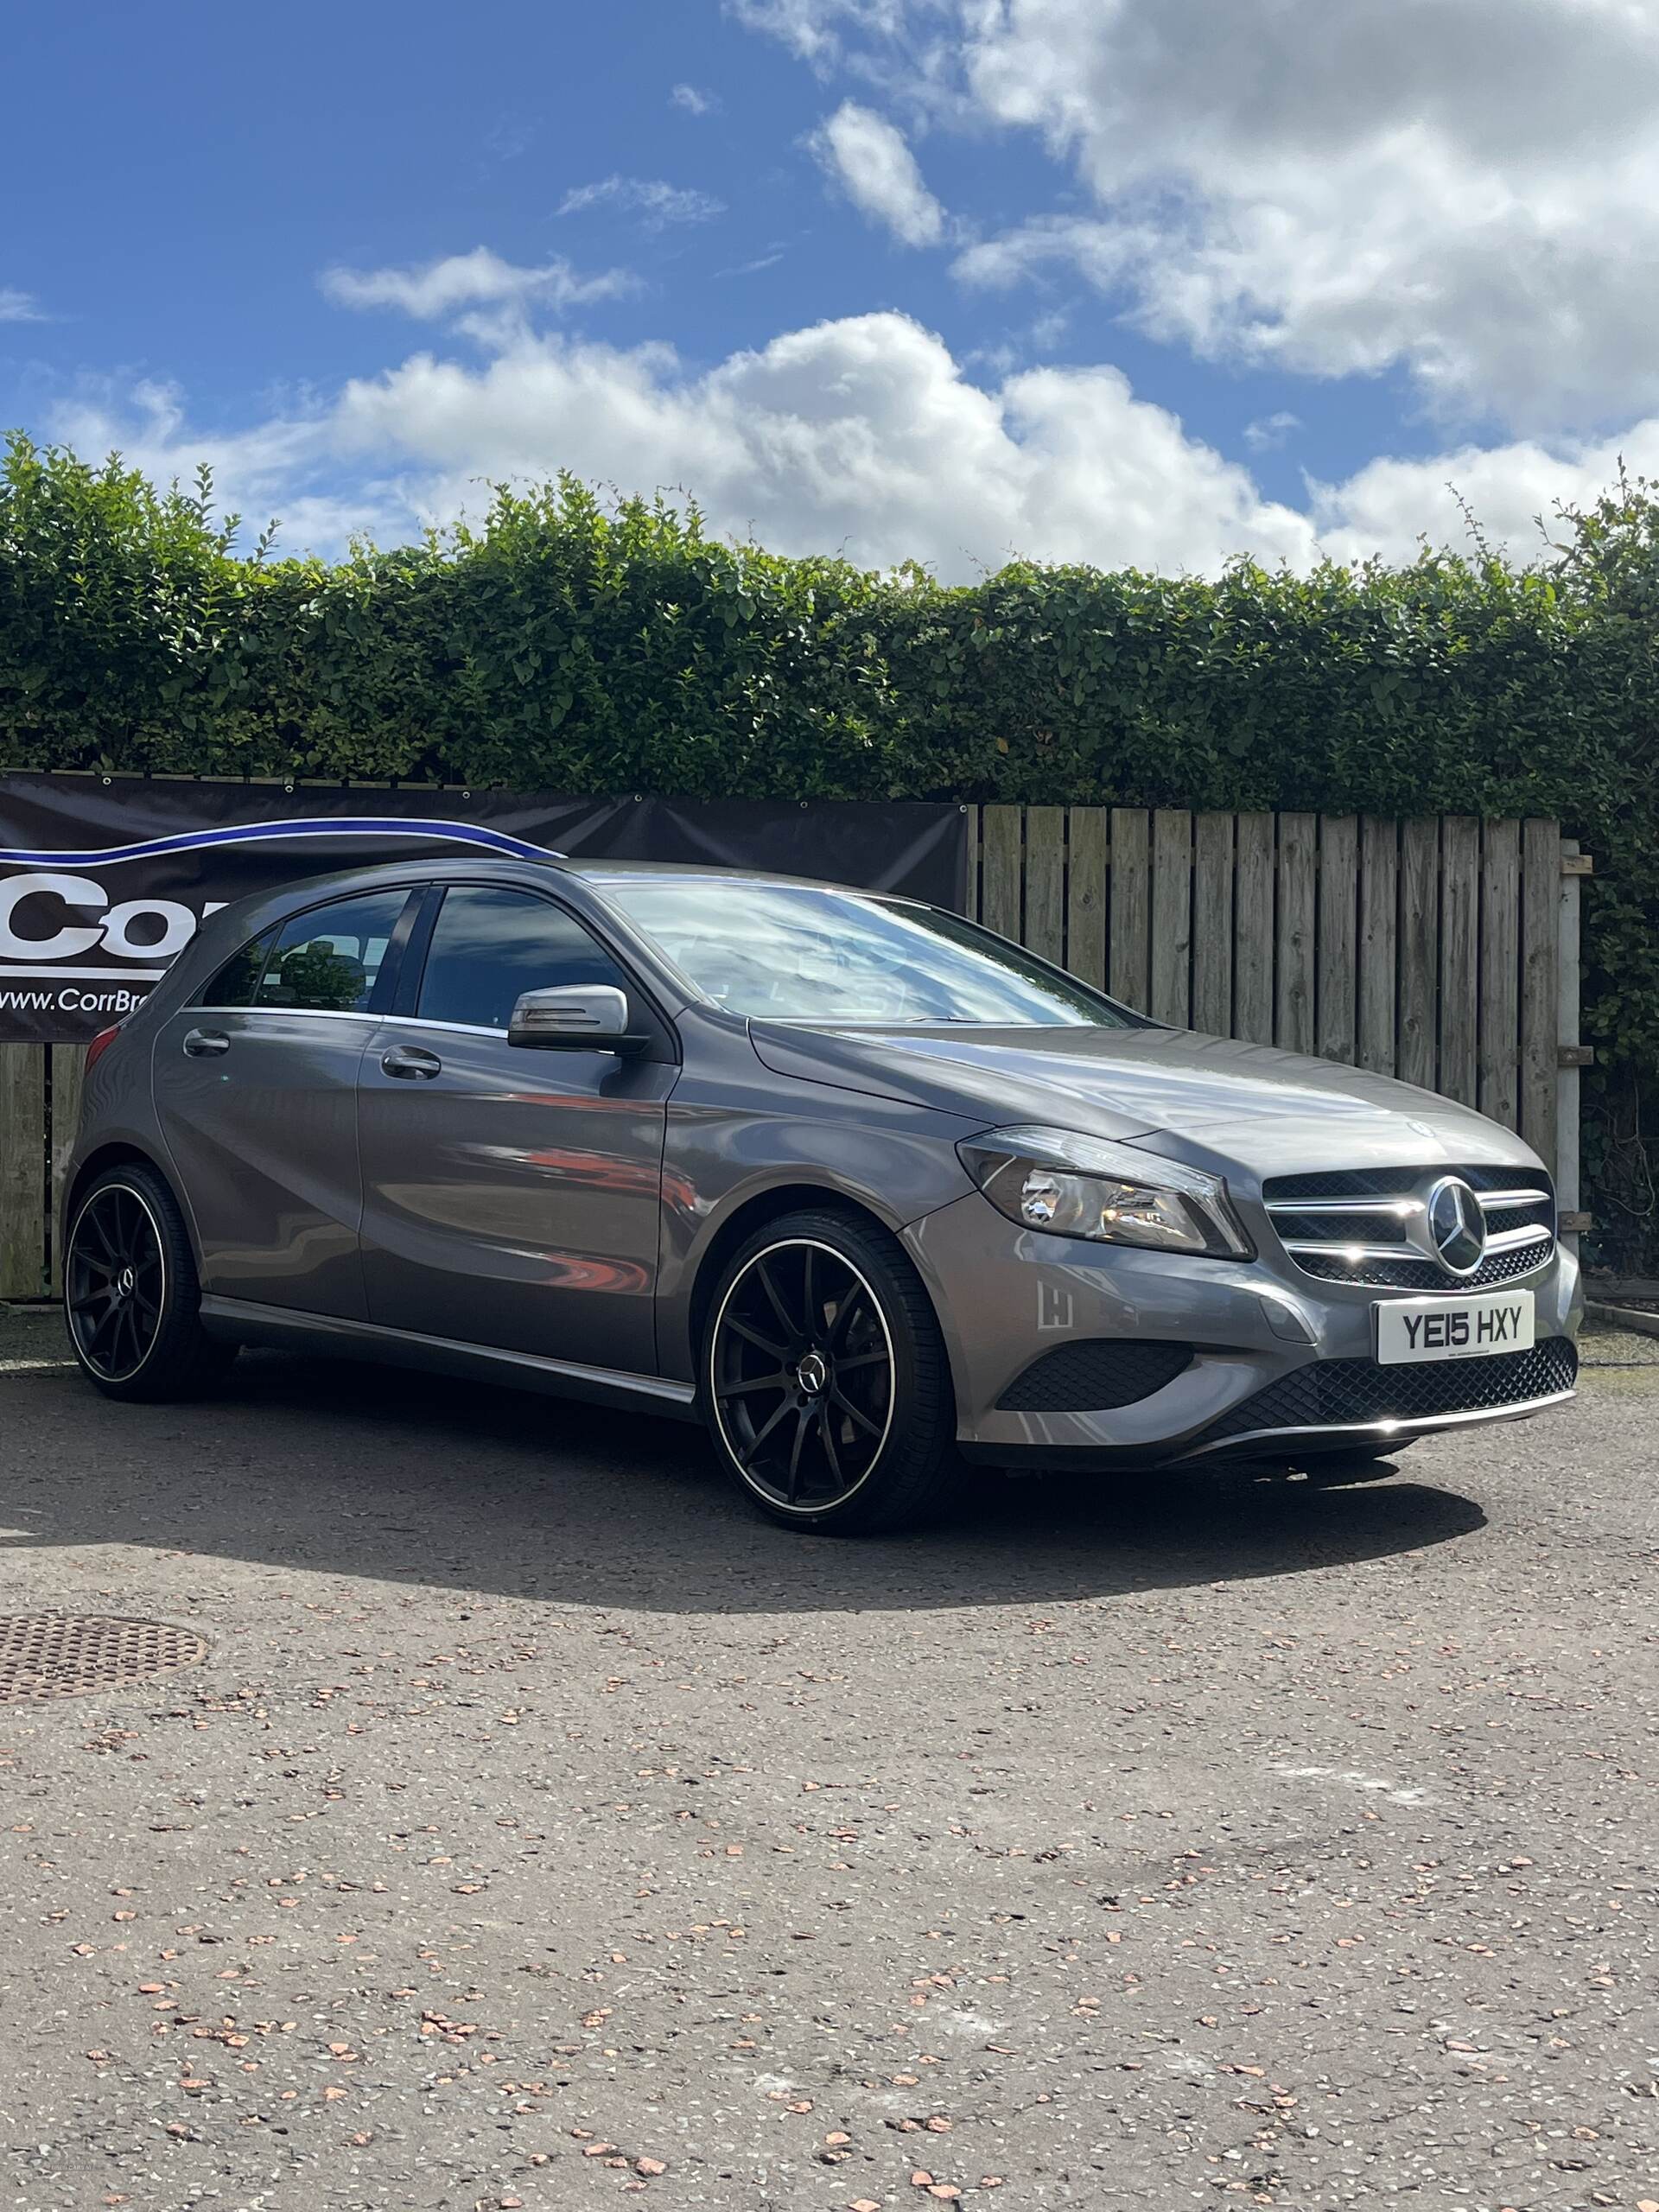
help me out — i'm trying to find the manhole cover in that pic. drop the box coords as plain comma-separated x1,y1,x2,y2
0,1614,209,1703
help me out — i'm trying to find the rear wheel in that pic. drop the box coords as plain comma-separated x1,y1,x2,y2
64,1165,237,1402
702,1209,957,1533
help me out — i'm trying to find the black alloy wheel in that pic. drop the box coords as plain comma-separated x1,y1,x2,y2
64,1164,237,1402
704,1209,957,1533
66,1183,167,1384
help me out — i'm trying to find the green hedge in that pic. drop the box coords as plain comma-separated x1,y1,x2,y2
2,433,1654,1267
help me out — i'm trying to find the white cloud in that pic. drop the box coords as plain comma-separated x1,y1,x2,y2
1310,423,1659,568
321,248,634,320
811,101,945,246
0,287,46,323
557,176,726,227
1244,411,1302,454
316,309,1322,575
670,82,719,115
725,0,915,64
718,248,787,277
743,0,1659,433
53,299,1659,582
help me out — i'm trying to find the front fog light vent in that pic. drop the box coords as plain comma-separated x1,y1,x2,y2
997,1340,1194,1414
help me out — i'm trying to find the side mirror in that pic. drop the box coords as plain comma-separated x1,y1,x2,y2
508,984,650,1054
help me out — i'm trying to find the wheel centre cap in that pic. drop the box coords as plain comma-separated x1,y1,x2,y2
115,1265,135,1299
795,1350,829,1397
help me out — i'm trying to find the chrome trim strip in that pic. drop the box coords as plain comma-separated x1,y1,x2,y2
1175,1386,1576,1461
1282,1223,1552,1264
1265,1187,1552,1219
186,1005,378,1022
370,1014,505,1039
1265,1196,1423,1217
185,1007,508,1038
197,1296,696,1406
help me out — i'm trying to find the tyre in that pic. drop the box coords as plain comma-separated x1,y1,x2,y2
702,1207,957,1534
63,1163,238,1402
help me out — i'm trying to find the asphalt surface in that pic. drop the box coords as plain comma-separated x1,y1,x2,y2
1,1305,1656,2212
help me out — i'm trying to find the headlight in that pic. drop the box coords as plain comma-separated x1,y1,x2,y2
957,1125,1253,1260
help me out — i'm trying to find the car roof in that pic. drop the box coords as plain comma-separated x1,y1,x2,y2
199,854,901,914
568,861,896,894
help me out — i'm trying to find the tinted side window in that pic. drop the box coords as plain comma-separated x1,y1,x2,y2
416,887,626,1030
200,929,274,1008
257,890,413,1014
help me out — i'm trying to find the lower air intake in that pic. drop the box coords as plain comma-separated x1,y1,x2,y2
997,1340,1193,1414
1196,1338,1578,1447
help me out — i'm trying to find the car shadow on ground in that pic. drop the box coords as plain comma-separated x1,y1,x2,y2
2,1338,1490,1613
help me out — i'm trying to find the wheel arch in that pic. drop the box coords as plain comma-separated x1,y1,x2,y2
63,1141,181,1245
683,1183,910,1375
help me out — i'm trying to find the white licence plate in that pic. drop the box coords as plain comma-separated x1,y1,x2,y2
1376,1288,1535,1365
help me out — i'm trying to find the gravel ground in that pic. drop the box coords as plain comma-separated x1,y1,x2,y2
1,1304,1656,2212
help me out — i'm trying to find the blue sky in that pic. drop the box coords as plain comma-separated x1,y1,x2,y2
6,0,1658,578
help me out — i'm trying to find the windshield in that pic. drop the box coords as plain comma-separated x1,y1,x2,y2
594,879,1136,1027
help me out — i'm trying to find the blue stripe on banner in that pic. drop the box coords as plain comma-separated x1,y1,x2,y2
0,817,568,868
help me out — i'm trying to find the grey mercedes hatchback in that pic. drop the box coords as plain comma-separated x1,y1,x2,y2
62,858,1581,1531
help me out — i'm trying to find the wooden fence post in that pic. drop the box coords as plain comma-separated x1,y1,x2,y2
1,1046,48,1299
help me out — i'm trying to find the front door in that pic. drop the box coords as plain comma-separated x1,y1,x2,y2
358,883,674,1375
152,885,419,1318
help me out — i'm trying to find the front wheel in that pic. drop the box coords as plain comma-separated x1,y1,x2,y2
64,1164,238,1402
702,1209,957,1533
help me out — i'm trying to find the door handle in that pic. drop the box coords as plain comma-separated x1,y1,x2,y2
381,1044,442,1080
182,1027,231,1058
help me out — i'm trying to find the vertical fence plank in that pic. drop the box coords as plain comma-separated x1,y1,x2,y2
1480,818,1522,1129
1065,808,1108,988
966,808,983,923
981,806,1022,941
1315,815,1358,1064
1149,810,1192,1026
1233,813,1274,1046
48,1044,87,1294
1439,816,1480,1106
1398,820,1440,1091
1357,817,1399,1074
1556,840,1584,1246
1192,812,1234,1037
1520,818,1560,1168
1024,807,1065,965
1274,810,1317,1053
1109,809,1151,1008
0,1046,48,1300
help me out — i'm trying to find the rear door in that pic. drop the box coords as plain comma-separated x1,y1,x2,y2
152,886,420,1318
357,882,676,1373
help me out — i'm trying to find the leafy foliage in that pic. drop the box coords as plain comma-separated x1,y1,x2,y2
1,431,1653,1263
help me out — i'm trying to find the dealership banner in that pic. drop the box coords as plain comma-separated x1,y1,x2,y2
0,777,969,1044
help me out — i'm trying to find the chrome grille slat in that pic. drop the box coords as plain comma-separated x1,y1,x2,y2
1262,1163,1555,1293
1263,1196,1423,1217
1485,1224,1553,1255
1282,1239,1431,1262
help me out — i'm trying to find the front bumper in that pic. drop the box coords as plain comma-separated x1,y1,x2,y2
902,1193,1583,1470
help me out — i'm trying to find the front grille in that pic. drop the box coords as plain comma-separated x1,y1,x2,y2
997,1339,1194,1413
1290,1242,1548,1292
1197,1338,1577,1448
1262,1163,1555,1294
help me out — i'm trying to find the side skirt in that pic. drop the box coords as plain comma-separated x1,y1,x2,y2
197,1295,701,1422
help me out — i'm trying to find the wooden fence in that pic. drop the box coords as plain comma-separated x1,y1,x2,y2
0,806,1589,1300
